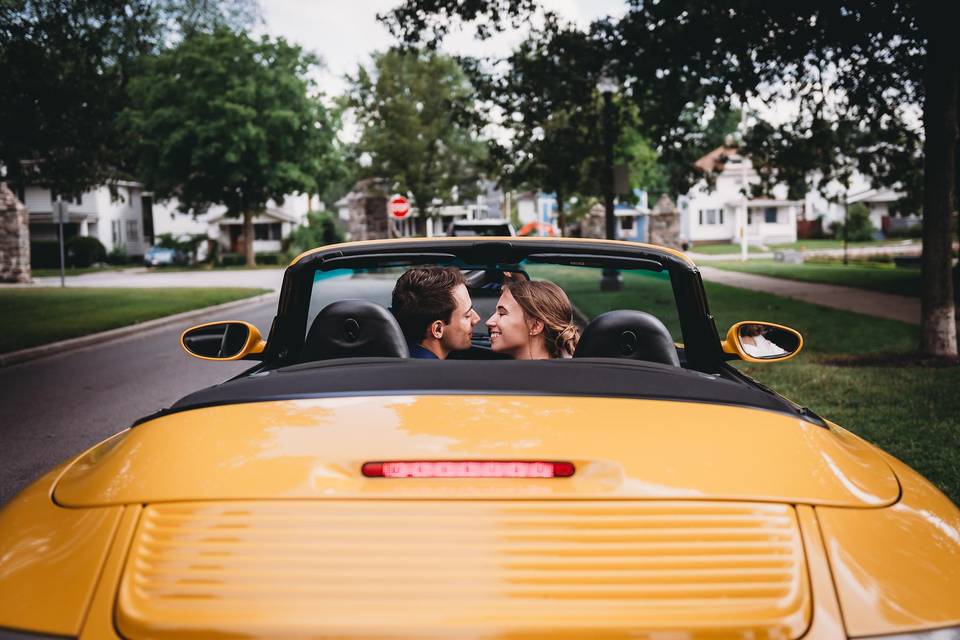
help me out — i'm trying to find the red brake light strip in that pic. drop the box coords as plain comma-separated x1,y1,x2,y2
362,461,575,478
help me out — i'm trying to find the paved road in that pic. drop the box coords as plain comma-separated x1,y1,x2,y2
0,297,277,506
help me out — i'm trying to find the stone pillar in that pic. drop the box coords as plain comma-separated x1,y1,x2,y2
649,194,681,249
580,203,606,239
0,182,31,283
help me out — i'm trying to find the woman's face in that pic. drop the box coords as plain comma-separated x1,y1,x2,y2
485,288,530,356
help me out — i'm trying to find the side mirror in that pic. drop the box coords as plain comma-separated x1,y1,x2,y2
722,321,803,363
180,321,266,361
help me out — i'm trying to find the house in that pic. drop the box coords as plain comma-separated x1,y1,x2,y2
679,147,800,246
20,182,152,258
151,194,312,256
517,190,650,240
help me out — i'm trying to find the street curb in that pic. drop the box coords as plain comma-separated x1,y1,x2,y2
0,291,278,368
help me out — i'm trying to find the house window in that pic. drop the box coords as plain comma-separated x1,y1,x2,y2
620,216,634,231
254,222,282,240
719,210,724,224
126,219,139,241
700,208,719,225
112,220,121,245
764,207,778,223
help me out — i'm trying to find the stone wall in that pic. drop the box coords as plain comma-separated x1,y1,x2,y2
345,179,390,241
649,194,681,249
0,182,31,283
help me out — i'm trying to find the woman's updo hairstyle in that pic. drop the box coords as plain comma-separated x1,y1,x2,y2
504,279,580,358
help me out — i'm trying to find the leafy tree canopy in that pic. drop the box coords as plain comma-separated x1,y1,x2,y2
0,0,259,194
383,0,958,356
348,48,487,217
124,28,339,265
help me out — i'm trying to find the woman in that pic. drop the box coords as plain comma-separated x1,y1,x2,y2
485,279,580,359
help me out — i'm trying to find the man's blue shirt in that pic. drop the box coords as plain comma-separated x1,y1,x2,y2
408,343,439,359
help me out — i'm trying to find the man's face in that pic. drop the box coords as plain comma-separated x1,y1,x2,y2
440,283,480,352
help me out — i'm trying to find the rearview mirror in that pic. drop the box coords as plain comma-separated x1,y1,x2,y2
722,321,803,363
180,321,266,361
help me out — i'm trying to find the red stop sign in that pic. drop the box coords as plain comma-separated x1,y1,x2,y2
389,195,410,219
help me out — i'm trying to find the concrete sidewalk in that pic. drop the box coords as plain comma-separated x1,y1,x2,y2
698,266,919,325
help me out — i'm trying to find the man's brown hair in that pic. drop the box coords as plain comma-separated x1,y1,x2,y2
391,267,466,343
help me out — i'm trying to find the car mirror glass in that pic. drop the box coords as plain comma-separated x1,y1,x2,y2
723,322,803,362
180,321,264,361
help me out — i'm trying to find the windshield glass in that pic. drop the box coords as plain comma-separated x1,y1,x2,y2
306,260,682,353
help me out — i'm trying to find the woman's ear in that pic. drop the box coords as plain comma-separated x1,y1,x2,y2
431,320,444,339
528,319,545,337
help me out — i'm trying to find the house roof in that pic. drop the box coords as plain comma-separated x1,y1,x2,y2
694,146,740,173
209,207,298,225
847,187,904,204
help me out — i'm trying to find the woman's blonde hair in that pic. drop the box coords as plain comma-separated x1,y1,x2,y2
505,279,580,358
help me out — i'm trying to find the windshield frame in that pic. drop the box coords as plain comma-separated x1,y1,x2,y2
263,238,723,373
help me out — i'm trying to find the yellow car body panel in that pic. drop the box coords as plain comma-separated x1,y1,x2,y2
113,500,812,639
54,396,898,508
818,451,960,637
0,463,122,637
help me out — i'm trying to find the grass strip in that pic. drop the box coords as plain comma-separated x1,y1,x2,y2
709,259,921,298
0,287,270,354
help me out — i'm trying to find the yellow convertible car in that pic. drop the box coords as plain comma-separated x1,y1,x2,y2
1,237,958,639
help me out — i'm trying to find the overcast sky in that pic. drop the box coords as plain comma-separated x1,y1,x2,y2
256,0,627,97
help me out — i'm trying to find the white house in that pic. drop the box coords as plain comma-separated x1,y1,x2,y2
679,147,800,246
21,182,150,256
151,194,312,255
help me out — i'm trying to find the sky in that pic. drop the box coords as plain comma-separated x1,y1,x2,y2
256,0,628,98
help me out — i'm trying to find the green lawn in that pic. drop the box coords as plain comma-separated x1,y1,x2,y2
31,265,128,278
692,238,919,255
709,259,921,297
531,265,959,503
0,287,270,354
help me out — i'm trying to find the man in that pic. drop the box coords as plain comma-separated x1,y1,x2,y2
391,267,480,359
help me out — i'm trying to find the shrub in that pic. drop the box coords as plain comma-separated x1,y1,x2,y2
283,211,345,261
255,252,281,265
887,223,922,239
220,252,245,266
30,241,61,268
828,203,875,241
65,235,107,268
106,247,129,265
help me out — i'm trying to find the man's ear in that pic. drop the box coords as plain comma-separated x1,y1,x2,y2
430,320,444,340
528,319,544,337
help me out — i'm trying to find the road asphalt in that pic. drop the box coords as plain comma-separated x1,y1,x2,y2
0,297,277,506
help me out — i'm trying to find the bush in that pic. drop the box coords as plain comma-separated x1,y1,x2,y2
255,252,281,265
219,252,246,266
106,247,130,265
65,235,107,268
887,223,923,239
828,203,875,242
156,232,208,262
282,211,345,262
30,241,61,268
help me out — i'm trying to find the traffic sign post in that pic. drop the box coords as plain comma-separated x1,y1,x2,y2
53,199,68,288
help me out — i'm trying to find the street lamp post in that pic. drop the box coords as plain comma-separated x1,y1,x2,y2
597,73,622,292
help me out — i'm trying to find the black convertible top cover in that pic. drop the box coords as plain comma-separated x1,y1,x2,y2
152,358,803,422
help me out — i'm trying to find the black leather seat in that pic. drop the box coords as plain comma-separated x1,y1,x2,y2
301,300,410,361
574,310,680,366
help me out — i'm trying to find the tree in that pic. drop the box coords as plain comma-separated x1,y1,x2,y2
348,48,486,225
384,0,960,357
124,28,338,266
0,0,260,195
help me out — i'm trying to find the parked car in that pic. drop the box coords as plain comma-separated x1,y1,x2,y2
144,245,188,267
447,218,515,236
1,237,957,639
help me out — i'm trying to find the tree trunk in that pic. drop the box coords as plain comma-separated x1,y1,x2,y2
243,209,256,267
918,9,958,356
556,189,566,237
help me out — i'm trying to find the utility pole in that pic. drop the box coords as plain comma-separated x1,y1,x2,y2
842,191,849,266
597,73,622,292
54,195,67,288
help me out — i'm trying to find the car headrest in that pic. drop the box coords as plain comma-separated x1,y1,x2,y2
573,310,680,366
301,300,409,361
